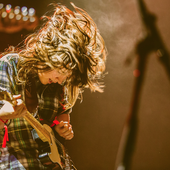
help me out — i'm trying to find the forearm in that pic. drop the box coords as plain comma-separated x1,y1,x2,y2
56,113,70,123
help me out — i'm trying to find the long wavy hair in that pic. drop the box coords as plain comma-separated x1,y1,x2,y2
17,3,107,110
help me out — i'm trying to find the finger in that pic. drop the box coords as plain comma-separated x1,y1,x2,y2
61,123,72,133
57,121,64,128
58,127,69,135
65,130,74,140
61,126,73,136
65,134,74,140
13,101,25,114
14,100,26,112
16,99,24,106
13,94,21,99
58,121,69,128
12,94,21,106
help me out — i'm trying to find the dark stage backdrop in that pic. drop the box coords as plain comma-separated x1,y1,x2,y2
0,0,170,170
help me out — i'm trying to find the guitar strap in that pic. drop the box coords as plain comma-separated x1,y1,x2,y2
24,77,58,126
24,76,38,114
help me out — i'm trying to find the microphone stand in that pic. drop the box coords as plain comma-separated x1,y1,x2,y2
114,0,170,170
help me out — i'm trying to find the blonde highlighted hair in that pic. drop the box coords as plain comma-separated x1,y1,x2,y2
17,3,107,110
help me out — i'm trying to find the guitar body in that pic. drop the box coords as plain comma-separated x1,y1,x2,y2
32,124,75,170
32,124,62,169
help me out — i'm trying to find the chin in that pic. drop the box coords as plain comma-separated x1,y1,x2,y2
40,80,47,85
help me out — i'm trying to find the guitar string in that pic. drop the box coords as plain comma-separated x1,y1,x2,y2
52,135,77,169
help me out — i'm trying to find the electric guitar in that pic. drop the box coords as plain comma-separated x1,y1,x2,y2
0,91,77,170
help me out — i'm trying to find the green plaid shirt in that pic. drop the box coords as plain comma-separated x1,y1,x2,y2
0,54,71,169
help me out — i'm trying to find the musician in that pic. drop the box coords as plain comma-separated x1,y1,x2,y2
0,3,107,170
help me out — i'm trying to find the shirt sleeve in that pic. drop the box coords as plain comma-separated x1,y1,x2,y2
0,54,20,108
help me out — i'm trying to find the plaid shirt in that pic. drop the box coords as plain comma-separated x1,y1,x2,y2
0,54,71,169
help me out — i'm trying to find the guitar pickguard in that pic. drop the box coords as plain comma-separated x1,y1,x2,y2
32,124,62,169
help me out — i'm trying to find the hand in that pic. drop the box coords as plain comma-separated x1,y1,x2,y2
54,121,74,140
0,94,27,120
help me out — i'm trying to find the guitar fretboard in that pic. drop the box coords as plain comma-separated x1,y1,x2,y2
24,111,51,142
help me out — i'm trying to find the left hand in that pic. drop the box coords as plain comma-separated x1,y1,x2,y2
54,121,74,140
0,94,27,120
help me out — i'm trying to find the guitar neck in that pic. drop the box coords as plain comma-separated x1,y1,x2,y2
24,111,51,143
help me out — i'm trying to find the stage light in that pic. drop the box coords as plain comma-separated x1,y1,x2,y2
14,6,20,15
0,3,39,33
23,16,29,21
21,6,28,16
22,11,28,16
28,8,35,16
0,3,4,10
6,4,12,13
1,11,7,18
30,16,36,22
16,14,22,20
9,13,14,19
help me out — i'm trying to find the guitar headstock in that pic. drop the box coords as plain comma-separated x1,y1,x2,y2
0,90,13,103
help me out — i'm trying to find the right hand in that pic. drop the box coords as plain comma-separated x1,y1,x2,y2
0,94,27,120
55,121,74,140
